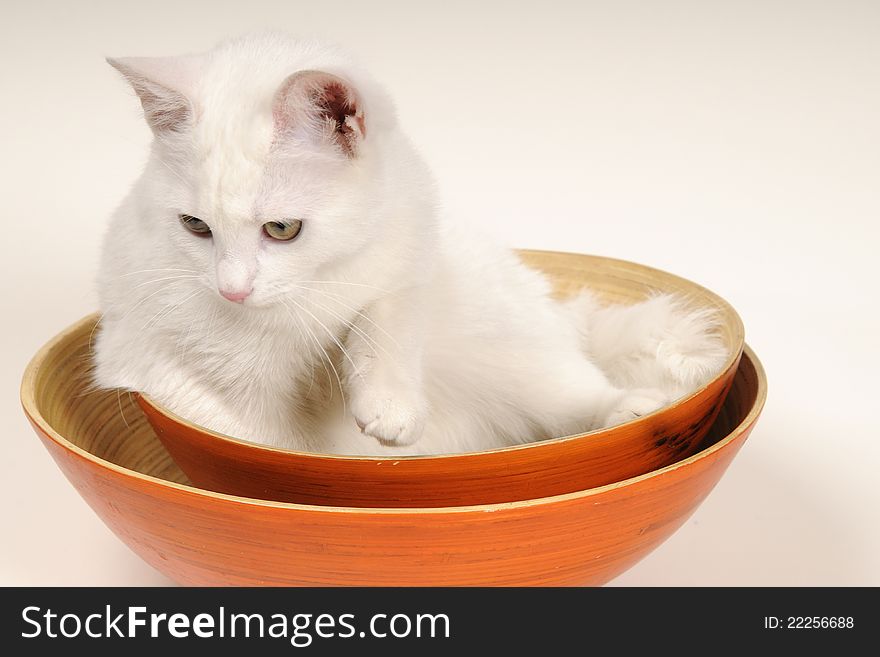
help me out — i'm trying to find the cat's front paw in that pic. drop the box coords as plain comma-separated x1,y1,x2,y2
604,388,668,428
350,385,428,447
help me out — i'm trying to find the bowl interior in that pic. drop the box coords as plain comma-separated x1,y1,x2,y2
31,325,190,486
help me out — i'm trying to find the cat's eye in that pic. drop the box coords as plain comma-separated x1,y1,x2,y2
263,219,303,241
179,214,211,236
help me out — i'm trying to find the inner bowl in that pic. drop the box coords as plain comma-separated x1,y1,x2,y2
137,250,745,507
21,315,765,586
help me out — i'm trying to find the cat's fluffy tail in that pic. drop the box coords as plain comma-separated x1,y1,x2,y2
564,290,729,400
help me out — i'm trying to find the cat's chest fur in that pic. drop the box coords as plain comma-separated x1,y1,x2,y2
96,290,341,449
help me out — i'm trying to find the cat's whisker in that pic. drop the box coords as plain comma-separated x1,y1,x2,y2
303,352,317,399
139,289,204,334
289,284,403,352
204,302,219,357
118,278,195,325
116,388,131,430
291,288,375,348
283,298,355,416
285,306,318,398
297,292,398,371
279,302,318,398
176,308,203,361
121,267,200,277
132,274,202,290
284,297,362,393
88,311,108,353
281,301,336,406
295,280,393,295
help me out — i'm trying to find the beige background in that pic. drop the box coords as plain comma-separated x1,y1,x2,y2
1,0,878,585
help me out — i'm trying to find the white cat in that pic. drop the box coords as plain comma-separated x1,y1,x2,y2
93,34,727,456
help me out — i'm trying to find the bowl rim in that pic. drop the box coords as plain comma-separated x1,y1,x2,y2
20,314,765,516
137,249,747,461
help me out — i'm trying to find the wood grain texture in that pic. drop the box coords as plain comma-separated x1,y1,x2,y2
136,250,745,507
21,315,764,586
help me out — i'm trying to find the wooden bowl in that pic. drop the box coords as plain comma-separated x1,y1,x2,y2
136,250,745,507
21,315,764,586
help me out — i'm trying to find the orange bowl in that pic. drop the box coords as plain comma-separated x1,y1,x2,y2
21,314,764,586
137,250,745,507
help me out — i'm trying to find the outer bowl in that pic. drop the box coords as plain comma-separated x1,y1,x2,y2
21,314,764,586
137,250,745,507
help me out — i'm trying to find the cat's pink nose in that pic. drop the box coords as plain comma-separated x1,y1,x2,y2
219,287,252,303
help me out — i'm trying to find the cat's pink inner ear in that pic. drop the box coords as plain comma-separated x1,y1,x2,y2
273,70,366,157
107,56,198,134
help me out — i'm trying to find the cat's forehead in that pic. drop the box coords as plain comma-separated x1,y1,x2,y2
195,128,271,221
188,122,335,225
188,85,276,222
175,40,355,223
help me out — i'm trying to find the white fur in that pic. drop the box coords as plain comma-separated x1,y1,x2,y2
94,34,728,456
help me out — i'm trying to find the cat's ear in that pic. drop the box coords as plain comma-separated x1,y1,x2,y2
107,56,200,135
272,70,366,157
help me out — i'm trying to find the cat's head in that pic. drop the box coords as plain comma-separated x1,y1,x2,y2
109,37,410,310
